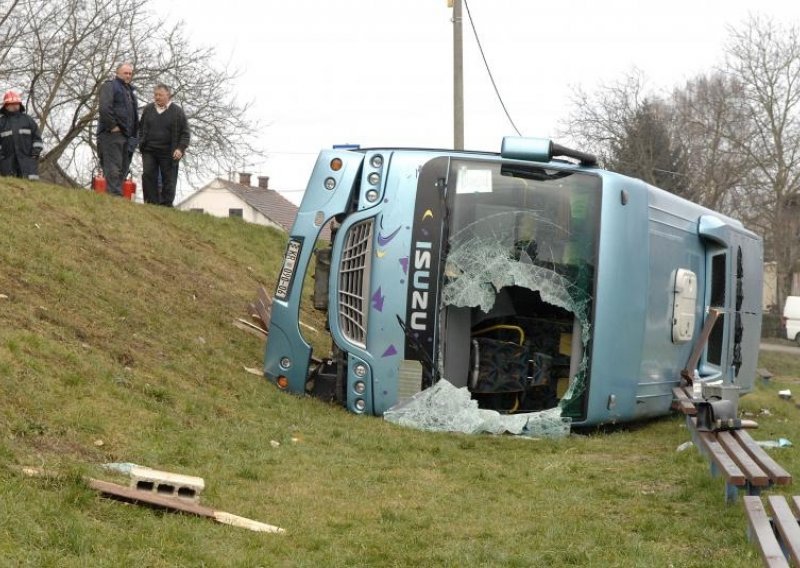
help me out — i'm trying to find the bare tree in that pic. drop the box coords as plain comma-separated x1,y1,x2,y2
3,0,259,188
725,15,800,308
0,0,30,73
561,68,649,167
607,99,689,196
561,16,800,307
562,70,689,195
670,73,753,212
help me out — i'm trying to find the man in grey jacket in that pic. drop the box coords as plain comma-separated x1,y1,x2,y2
96,63,138,197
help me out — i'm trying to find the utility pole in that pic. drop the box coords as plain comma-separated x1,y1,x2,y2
452,0,464,150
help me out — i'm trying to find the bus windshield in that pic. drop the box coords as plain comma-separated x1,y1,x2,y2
440,159,601,415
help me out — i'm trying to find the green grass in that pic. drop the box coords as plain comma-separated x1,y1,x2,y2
1,179,800,566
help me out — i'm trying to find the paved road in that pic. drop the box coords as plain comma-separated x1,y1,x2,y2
761,342,800,355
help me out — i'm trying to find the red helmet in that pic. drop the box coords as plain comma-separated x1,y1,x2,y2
3,90,22,106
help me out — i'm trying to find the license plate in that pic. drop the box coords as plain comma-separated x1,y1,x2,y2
275,239,303,301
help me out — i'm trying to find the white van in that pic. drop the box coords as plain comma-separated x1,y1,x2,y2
783,296,800,344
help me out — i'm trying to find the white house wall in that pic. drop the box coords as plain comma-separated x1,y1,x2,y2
179,187,284,232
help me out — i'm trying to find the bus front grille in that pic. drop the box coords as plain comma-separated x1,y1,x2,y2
338,219,373,348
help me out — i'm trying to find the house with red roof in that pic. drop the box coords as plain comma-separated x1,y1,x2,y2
177,173,331,241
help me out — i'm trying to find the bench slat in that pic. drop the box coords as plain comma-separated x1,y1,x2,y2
671,386,697,415
768,496,800,566
743,496,790,568
718,431,770,486
697,431,746,485
734,430,793,485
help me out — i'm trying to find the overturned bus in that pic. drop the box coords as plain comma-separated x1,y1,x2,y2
264,137,763,426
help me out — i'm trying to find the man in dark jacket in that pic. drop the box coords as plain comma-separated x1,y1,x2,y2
138,83,190,206
97,63,138,197
0,90,43,179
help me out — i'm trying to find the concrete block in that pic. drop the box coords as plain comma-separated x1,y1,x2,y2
129,466,205,502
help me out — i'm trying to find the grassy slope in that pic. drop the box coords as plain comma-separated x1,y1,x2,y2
1,180,799,566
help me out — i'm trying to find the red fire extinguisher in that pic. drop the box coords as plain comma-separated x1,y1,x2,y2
92,170,107,194
122,175,136,200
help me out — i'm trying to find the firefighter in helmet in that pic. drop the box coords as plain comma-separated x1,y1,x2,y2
0,90,43,179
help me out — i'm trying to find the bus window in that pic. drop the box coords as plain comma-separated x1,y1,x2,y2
707,253,727,366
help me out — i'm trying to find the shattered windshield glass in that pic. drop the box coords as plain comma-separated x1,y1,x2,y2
440,160,601,420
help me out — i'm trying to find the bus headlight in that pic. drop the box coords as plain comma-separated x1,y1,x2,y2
280,357,292,369
370,154,383,168
324,177,336,190
353,363,367,378
354,380,366,395
367,172,380,185
354,398,366,412
365,189,379,202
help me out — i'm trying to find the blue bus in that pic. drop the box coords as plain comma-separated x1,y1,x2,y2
264,137,763,426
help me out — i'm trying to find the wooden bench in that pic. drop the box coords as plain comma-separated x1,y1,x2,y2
673,386,792,503
743,495,800,567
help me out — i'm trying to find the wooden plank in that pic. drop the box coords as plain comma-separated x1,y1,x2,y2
213,511,285,534
255,299,271,326
233,320,268,339
743,496,790,568
258,287,273,316
248,286,273,329
717,431,769,486
768,496,800,566
672,386,697,415
682,308,720,381
258,285,273,308
734,430,793,485
87,478,216,517
697,432,746,485
89,478,286,534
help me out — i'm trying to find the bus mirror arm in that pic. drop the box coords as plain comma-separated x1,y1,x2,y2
550,143,598,167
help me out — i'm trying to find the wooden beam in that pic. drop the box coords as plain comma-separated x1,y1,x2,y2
697,432,746,486
734,430,793,485
682,308,720,382
743,496,789,568
87,478,285,534
717,431,768,486
671,386,697,415
87,478,215,517
768,496,800,566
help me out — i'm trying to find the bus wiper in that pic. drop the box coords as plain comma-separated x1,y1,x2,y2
396,314,438,387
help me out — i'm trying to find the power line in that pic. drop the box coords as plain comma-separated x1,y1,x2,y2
260,151,319,156
462,0,522,136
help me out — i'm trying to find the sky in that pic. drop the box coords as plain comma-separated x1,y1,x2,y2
155,0,800,205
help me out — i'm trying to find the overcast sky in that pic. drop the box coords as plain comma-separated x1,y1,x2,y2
155,0,800,204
